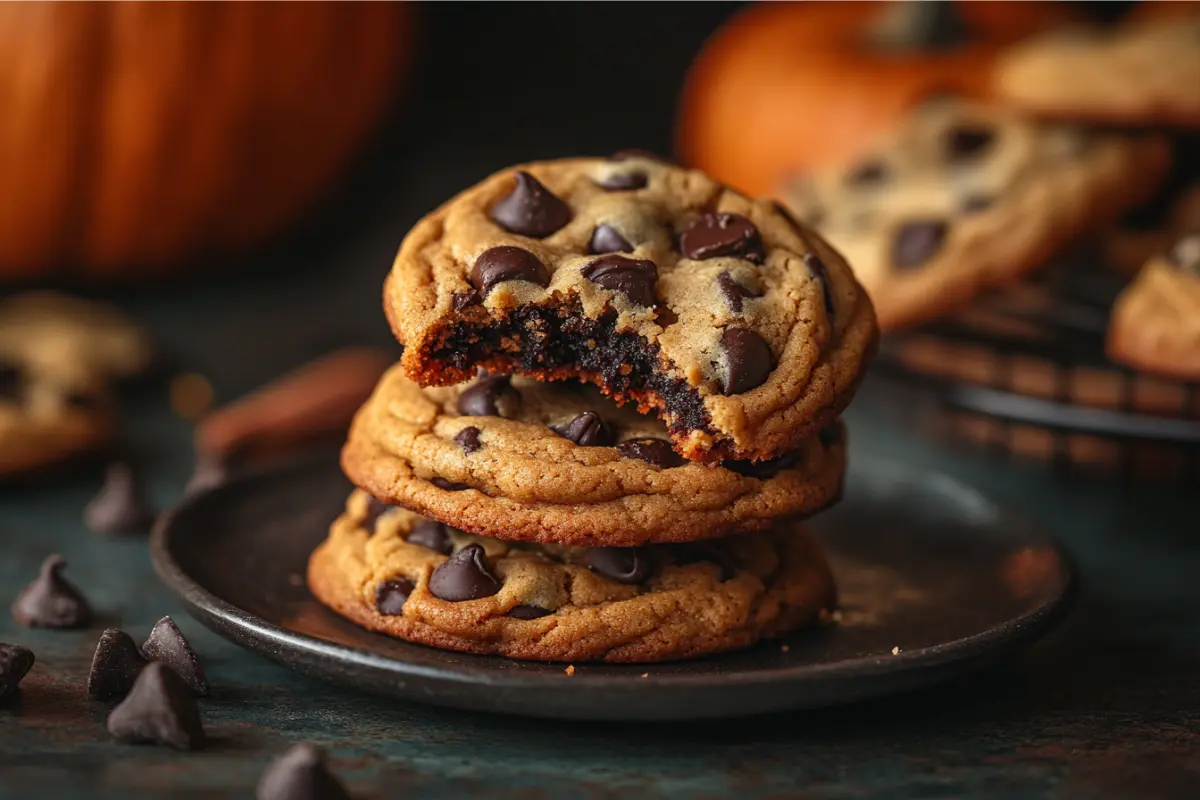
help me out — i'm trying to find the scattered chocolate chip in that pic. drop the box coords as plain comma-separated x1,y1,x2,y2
88,629,148,699
719,327,773,395
429,544,501,602
716,271,761,313
671,543,738,581
141,617,208,697
106,663,206,751
257,743,351,800
458,375,522,418
84,462,156,536
959,194,994,214
408,520,454,555
584,547,653,585
431,477,471,492
891,220,949,269
945,125,994,160
818,424,842,447
375,578,415,616
725,451,799,479
0,643,34,700
0,361,23,402
551,412,612,447
452,289,482,311
610,149,666,162
597,170,648,191
802,253,836,317
588,224,634,254
654,306,679,327
846,160,888,186
470,246,550,295
454,426,483,453
488,171,571,238
506,605,553,620
11,555,92,629
1168,233,1200,275
580,255,658,307
617,438,685,467
680,213,765,264
363,496,392,532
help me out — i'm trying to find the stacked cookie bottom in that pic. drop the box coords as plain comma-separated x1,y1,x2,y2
308,367,844,663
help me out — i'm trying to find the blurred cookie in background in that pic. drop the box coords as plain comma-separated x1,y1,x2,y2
1106,183,1200,279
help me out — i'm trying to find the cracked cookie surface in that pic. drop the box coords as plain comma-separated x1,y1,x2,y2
308,491,837,662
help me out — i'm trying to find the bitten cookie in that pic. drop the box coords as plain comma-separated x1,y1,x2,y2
994,11,1200,127
308,491,837,663
384,155,877,464
342,366,845,547
1107,232,1200,381
781,97,1169,330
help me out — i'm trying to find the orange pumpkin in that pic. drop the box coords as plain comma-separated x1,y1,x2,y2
0,2,412,281
678,1,1078,195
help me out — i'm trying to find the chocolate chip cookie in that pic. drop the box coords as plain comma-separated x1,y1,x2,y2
781,97,1170,330
340,365,846,547
383,156,877,464
308,491,836,662
994,12,1200,127
1107,232,1200,381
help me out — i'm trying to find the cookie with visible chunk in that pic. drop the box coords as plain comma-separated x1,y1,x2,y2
781,97,1169,330
383,156,876,464
308,491,836,663
341,365,845,547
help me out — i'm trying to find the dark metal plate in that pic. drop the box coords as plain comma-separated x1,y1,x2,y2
150,455,1074,721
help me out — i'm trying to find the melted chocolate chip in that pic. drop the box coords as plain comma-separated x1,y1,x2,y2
719,327,773,395
802,253,836,317
846,160,888,186
945,125,995,160
84,462,156,536
892,220,948,269
584,547,653,585
11,555,93,629
458,375,521,418
106,663,206,751
363,496,392,532
617,438,685,467
488,171,571,238
506,605,553,620
257,743,351,800
88,629,148,699
551,412,612,447
431,477,471,492
0,643,35,700
429,544,501,602
141,617,209,697
470,246,550,296
671,543,738,581
681,213,765,264
452,289,482,311
375,578,415,616
589,224,634,254
454,426,483,453
654,306,679,327
1168,233,1200,275
716,271,760,313
597,171,648,191
725,451,799,479
408,520,454,555
580,255,658,307
0,361,23,402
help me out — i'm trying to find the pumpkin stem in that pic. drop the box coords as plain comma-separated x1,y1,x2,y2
868,0,972,53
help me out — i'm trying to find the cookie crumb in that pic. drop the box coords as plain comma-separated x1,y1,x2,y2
170,373,215,422
891,646,901,655
780,644,790,653
564,665,575,676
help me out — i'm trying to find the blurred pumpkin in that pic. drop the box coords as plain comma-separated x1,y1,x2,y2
0,2,412,280
678,1,1078,195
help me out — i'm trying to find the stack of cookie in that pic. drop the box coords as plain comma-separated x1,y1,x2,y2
309,155,879,662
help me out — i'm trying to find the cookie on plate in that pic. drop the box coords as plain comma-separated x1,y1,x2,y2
308,491,836,662
341,365,846,547
384,156,877,464
780,97,1170,330
1107,232,1200,381
994,11,1200,127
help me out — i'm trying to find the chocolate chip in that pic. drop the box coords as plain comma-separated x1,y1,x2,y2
716,271,760,313
506,605,553,620
454,426,483,453
88,629,148,699
654,306,679,327
0,361,23,402
141,617,208,697
584,547,653,585
671,543,738,582
551,412,612,447
960,194,994,214
257,743,351,800
617,438,685,467
488,171,571,238
818,424,842,447
1168,233,1200,275
681,213,765,264
588,224,634,254
11,555,92,629
458,375,522,418
846,160,888,186
106,663,206,751
375,578,415,616
802,252,835,317
363,496,392,532
429,544,501,602
431,477,471,491
452,289,482,311
64,389,98,410
597,171,648,191
725,451,799,479
945,125,994,160
892,220,948,269
0,643,34,700
580,255,658,307
719,327,773,395
470,246,550,296
84,462,156,536
408,520,454,555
